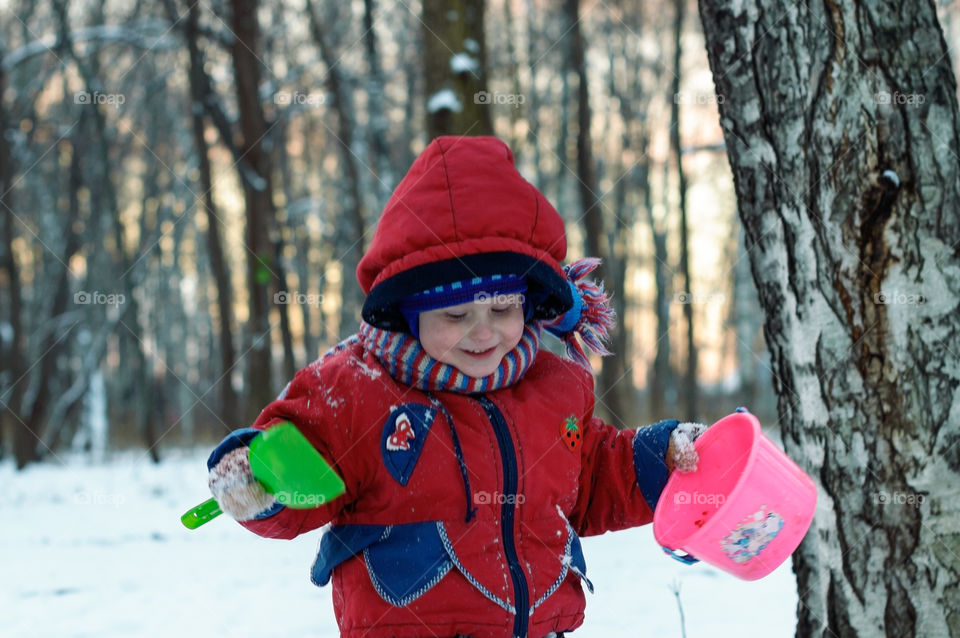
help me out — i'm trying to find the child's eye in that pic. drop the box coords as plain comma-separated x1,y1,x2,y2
445,313,466,321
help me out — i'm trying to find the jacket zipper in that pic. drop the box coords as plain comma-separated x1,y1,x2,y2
475,395,529,638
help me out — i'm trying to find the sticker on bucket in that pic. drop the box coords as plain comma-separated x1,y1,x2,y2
720,507,785,564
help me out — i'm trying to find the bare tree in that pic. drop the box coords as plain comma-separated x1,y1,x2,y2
304,0,368,340
699,0,960,634
361,0,393,208
605,1,668,423
0,41,24,463
562,0,632,427
179,0,241,429
670,0,697,421
229,0,278,422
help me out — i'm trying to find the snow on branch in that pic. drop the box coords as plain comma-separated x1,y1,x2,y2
427,89,462,114
4,20,177,71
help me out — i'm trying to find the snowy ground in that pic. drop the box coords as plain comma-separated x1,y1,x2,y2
2,449,798,637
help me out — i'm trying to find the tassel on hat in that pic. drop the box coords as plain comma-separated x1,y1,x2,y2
543,258,616,369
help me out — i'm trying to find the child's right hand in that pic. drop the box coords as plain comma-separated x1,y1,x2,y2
208,446,278,521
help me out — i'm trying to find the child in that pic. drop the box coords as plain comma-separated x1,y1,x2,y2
207,136,706,638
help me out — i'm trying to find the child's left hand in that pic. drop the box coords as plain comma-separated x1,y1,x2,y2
666,422,708,473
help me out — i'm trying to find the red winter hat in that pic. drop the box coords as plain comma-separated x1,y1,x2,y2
359,136,573,331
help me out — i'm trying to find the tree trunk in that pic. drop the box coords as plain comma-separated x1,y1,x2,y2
0,49,24,462
670,0,697,422
422,0,493,138
523,0,543,191
229,0,277,423
564,0,629,427
183,0,240,429
305,0,367,339
644,130,673,419
698,0,960,635
362,0,393,206
72,4,153,460
22,129,83,467
17,0,84,467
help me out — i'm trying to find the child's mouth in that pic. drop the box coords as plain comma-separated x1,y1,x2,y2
462,346,496,359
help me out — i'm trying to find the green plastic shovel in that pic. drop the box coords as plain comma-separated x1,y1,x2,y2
181,422,345,530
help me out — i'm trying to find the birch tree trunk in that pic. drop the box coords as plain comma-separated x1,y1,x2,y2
698,1,960,635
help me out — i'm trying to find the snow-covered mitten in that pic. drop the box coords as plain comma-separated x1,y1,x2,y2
668,422,708,473
208,447,277,521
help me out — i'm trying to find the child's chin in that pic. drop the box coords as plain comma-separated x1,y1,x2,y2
456,360,500,378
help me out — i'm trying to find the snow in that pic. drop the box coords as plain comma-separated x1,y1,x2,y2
0,320,12,344
349,357,382,380
427,89,462,114
3,451,798,637
450,53,479,75
240,165,268,192
881,169,900,188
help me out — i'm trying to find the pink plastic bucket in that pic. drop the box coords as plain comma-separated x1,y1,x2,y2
653,411,817,580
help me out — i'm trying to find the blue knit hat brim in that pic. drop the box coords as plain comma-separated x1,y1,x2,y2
361,252,573,333
399,274,528,338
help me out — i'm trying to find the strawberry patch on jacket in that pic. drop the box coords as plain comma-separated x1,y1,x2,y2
381,403,436,485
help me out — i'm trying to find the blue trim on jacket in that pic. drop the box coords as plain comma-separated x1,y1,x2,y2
475,395,529,638
312,524,391,587
312,522,456,607
633,419,680,511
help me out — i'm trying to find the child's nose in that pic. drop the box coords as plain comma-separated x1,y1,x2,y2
469,317,494,340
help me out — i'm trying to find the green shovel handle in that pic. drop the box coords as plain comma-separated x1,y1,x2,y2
181,497,223,529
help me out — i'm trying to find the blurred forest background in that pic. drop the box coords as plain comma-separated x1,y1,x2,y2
2,0,959,468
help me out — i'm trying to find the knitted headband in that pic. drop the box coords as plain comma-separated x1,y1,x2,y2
398,274,528,339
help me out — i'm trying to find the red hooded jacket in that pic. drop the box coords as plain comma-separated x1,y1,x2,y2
210,137,678,637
